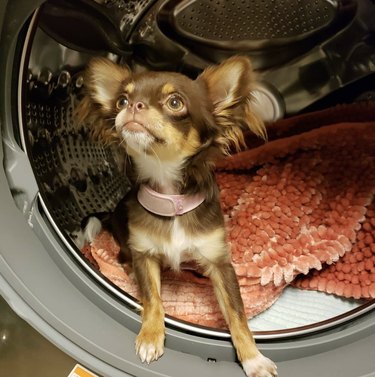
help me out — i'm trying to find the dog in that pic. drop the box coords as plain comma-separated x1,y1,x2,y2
75,56,277,377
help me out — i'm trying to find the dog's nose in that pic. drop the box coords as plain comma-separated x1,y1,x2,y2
134,101,146,111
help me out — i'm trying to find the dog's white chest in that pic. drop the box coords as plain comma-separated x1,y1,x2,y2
132,218,204,269
163,219,197,270
163,220,226,269
130,216,226,270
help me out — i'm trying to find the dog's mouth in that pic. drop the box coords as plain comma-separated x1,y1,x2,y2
124,120,149,134
120,120,165,148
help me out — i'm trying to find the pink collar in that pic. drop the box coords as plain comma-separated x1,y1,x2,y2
137,184,205,216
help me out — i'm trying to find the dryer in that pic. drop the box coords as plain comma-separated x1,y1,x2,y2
1,1,375,376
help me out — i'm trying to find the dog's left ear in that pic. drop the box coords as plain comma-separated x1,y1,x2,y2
197,56,266,153
75,58,132,142
85,57,131,112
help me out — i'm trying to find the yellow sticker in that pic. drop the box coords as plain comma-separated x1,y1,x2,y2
68,364,99,377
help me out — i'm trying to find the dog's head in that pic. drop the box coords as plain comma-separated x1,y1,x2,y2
77,56,265,163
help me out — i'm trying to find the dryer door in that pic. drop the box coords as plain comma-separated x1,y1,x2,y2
1,1,375,377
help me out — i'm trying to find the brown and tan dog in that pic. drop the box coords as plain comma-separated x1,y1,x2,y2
76,56,277,377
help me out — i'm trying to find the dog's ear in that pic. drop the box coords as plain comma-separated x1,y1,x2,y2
197,56,266,153
75,58,131,143
84,57,131,112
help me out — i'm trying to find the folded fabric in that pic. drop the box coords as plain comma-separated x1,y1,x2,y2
292,201,375,299
220,122,375,290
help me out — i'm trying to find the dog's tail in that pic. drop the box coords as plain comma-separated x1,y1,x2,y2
72,212,112,249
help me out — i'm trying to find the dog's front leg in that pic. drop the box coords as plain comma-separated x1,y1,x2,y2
205,260,277,377
133,252,165,364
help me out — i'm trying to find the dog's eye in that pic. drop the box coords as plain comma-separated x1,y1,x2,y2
116,96,129,110
166,95,185,112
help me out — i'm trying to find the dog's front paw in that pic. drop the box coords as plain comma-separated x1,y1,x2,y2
242,353,277,377
135,328,165,364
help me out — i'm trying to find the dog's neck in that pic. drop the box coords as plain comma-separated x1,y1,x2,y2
128,146,217,200
129,151,185,195
129,152,209,216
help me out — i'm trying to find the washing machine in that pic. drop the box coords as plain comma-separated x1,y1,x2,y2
1,0,375,376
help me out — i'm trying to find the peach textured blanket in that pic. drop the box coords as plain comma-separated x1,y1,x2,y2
81,104,375,329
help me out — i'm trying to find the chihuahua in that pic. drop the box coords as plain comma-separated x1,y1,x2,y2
76,56,277,377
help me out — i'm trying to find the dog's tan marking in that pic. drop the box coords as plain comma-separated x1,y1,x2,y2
161,83,176,95
124,82,135,94
202,261,259,358
202,259,277,375
194,227,227,262
133,253,165,364
155,123,201,158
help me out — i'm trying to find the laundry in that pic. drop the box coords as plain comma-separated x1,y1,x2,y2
219,122,375,291
292,202,375,299
81,109,375,329
86,229,285,329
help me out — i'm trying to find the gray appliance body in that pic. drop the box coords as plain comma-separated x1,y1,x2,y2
1,1,375,376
